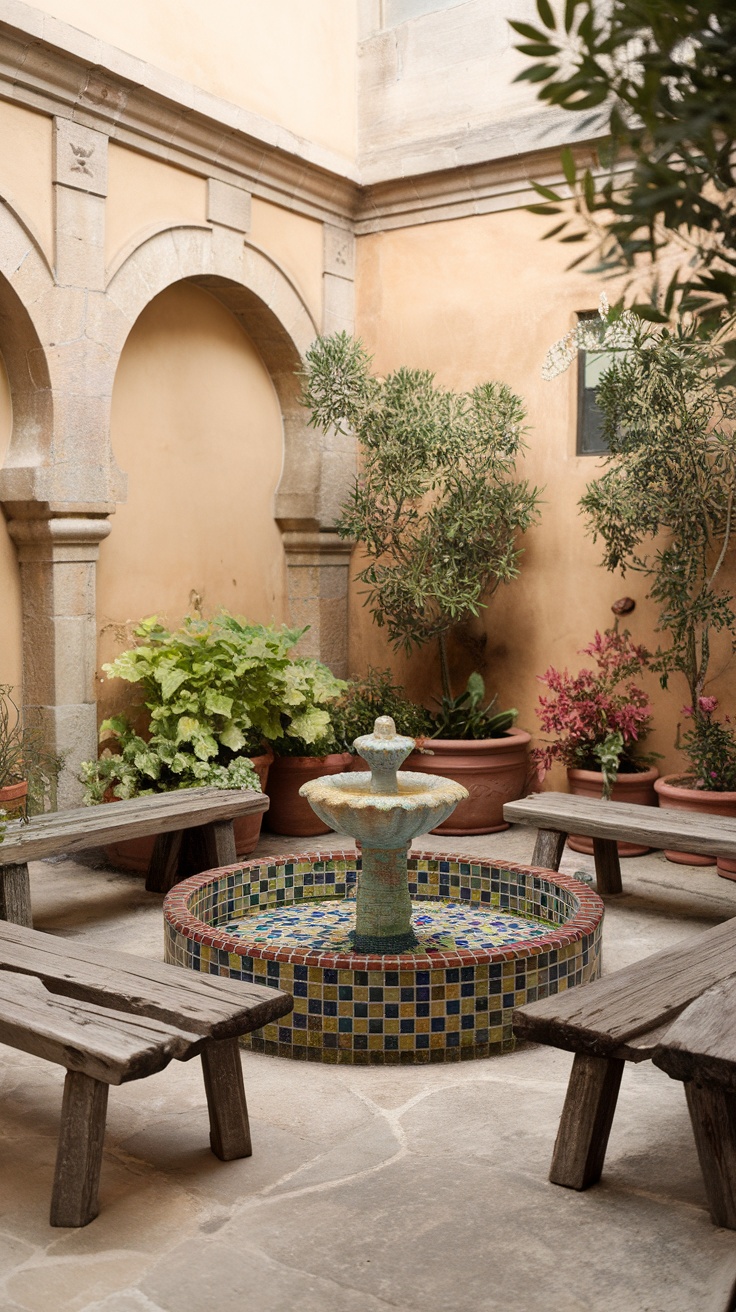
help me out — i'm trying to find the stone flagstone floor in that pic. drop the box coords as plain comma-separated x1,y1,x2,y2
1,825,736,1312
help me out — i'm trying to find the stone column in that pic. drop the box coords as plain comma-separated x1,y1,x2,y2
6,508,112,807
280,531,353,679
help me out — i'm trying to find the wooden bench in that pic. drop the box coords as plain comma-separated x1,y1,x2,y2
503,792,736,895
0,918,292,1226
0,786,269,927
512,915,736,1225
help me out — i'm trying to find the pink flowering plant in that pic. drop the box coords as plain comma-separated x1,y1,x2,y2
533,628,655,799
680,698,736,792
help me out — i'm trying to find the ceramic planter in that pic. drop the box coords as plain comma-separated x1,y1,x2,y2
265,752,353,836
402,730,531,834
566,766,659,856
104,749,273,872
654,775,736,873
0,780,28,821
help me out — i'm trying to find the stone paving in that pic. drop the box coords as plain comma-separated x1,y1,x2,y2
1,826,736,1311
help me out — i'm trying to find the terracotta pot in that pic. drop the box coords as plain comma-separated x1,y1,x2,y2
104,750,273,872
0,779,28,821
265,752,353,836
567,766,659,857
402,730,531,835
654,774,736,871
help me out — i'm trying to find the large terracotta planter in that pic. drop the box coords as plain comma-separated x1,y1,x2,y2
104,750,273,872
402,730,531,835
654,774,736,873
567,766,659,856
265,752,353,836
0,780,28,821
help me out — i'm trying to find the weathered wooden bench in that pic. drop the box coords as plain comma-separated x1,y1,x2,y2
0,918,292,1226
0,786,269,927
504,792,736,894
513,915,736,1226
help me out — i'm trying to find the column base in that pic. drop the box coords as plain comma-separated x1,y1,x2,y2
351,929,419,954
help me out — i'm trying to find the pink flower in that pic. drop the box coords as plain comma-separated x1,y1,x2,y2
681,705,694,718
698,696,718,715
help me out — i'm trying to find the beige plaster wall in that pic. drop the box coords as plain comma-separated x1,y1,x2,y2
105,146,207,272
35,0,358,160
0,351,22,691
0,99,53,262
354,211,736,777
249,199,324,329
96,280,287,719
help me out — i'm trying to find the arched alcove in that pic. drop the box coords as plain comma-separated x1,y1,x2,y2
96,280,288,709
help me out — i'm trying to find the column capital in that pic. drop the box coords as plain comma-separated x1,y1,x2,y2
4,507,112,562
279,529,354,568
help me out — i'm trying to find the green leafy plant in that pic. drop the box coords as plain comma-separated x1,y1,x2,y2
680,697,736,792
431,673,518,741
266,658,347,757
510,0,736,343
333,668,434,749
300,333,541,723
0,685,61,815
81,613,344,803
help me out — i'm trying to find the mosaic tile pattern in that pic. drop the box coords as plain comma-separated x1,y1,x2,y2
164,850,604,1064
221,899,557,953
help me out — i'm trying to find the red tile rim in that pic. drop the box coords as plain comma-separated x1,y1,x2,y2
163,850,604,972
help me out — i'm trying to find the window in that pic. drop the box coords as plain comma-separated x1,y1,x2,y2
576,314,615,455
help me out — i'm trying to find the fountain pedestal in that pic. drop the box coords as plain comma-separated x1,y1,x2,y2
353,845,416,952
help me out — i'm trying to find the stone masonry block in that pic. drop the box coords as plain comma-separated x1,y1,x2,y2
54,190,105,290
324,225,355,279
207,178,252,233
53,118,108,197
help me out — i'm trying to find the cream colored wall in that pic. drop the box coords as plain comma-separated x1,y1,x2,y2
35,0,358,160
0,352,22,691
249,199,324,328
0,100,53,262
105,146,207,271
96,280,287,719
354,211,736,776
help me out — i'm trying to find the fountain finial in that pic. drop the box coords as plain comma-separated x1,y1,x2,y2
353,716,415,795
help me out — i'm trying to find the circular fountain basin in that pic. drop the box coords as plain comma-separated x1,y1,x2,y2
164,849,603,1064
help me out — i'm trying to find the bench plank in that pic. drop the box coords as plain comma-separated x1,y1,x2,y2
652,978,736,1093
513,916,736,1057
0,920,293,1038
504,792,736,859
0,972,202,1083
0,787,269,865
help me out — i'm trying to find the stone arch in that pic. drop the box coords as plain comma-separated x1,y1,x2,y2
104,225,339,531
0,199,54,488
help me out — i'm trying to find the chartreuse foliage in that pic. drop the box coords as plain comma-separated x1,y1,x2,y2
511,1,736,348
300,333,541,711
80,614,346,802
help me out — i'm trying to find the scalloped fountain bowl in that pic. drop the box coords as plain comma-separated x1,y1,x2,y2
163,849,603,1064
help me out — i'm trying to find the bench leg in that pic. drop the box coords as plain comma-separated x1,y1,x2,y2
549,1053,625,1190
50,1070,109,1227
685,1081,736,1229
200,819,237,870
146,830,184,895
0,862,32,927
532,829,567,871
201,1037,252,1161
592,838,623,895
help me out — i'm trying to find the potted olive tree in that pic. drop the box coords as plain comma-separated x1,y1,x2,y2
300,333,541,833
547,303,736,865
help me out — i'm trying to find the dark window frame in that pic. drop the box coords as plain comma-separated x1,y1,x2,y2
576,312,612,456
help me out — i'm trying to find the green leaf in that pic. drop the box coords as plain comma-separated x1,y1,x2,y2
560,146,576,187
536,0,555,30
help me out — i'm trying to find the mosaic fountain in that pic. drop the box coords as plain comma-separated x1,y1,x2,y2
164,718,604,1063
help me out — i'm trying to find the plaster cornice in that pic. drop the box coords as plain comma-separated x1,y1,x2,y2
0,0,607,235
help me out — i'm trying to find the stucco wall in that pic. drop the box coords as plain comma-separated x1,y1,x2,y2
0,351,21,691
32,0,358,160
354,210,736,777
0,100,53,262
96,281,287,720
105,146,207,272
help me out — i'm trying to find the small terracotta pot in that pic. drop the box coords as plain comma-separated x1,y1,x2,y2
567,765,659,857
0,779,28,821
266,752,353,836
654,774,736,871
402,730,531,835
104,749,273,872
